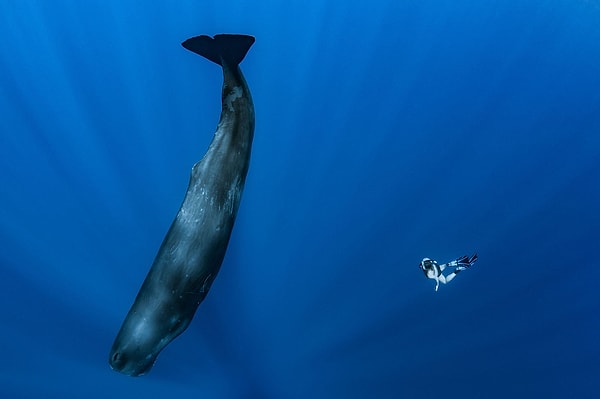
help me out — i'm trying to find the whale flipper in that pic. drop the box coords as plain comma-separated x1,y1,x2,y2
182,34,255,66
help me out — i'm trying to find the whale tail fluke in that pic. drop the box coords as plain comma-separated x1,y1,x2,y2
182,34,255,67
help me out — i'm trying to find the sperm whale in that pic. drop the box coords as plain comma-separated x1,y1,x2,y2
109,34,255,376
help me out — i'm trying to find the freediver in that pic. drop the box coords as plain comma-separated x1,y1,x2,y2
419,254,478,291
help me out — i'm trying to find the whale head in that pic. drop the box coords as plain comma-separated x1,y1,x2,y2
109,303,192,376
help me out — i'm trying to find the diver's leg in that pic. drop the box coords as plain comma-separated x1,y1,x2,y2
456,254,477,268
435,271,465,290
443,255,477,271
443,268,466,283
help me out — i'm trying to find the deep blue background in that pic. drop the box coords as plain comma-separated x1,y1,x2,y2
1,1,599,398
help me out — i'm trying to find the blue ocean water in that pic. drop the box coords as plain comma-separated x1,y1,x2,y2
1,1,599,397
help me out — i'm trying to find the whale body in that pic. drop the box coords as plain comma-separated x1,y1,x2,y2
109,34,255,376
